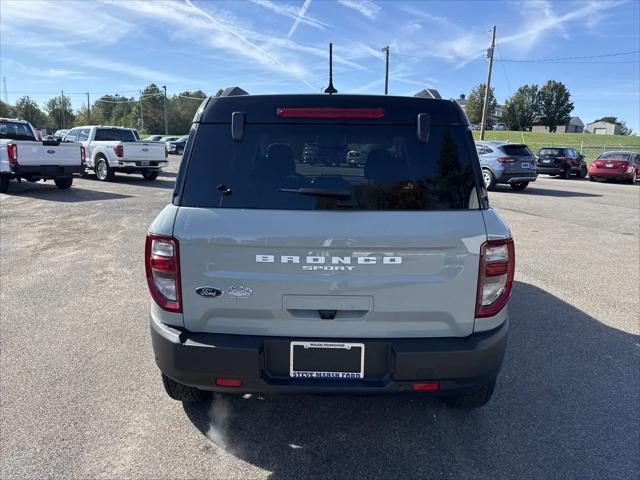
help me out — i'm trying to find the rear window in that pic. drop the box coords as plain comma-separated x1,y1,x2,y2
94,128,136,142
179,124,479,211
500,144,532,157
599,152,631,160
0,121,35,141
539,148,561,156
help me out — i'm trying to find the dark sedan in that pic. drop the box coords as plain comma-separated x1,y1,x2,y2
166,136,188,155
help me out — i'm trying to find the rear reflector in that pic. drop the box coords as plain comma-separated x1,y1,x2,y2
412,382,440,391
276,107,384,119
215,377,242,387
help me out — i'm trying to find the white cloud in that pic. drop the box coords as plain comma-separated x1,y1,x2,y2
337,0,381,19
249,0,328,33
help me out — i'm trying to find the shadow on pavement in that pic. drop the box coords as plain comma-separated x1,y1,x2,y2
86,174,176,190
159,171,177,178
183,281,639,479
0,182,132,202
501,186,601,197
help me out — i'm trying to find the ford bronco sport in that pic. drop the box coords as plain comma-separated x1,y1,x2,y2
146,88,514,408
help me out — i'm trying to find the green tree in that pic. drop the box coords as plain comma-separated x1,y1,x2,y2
169,90,207,134
592,116,633,135
0,99,14,117
538,80,573,132
465,83,497,125
45,95,75,130
138,84,165,134
501,84,540,131
13,96,47,127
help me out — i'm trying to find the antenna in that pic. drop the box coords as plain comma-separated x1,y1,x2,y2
324,43,337,95
2,77,7,103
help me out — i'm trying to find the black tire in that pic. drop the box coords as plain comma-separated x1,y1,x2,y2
54,176,73,189
162,374,210,402
561,166,571,179
176,147,184,155
625,176,635,185
142,170,159,181
578,164,588,179
95,157,115,181
442,381,496,409
510,181,529,191
0,174,10,193
482,168,496,191
589,176,597,182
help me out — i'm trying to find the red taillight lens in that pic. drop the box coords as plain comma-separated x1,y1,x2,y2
114,145,124,157
496,156,515,163
476,238,515,318
145,233,181,313
80,146,86,165
276,107,385,119
7,143,18,165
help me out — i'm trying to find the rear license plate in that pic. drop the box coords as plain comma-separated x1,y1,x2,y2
290,341,365,379
140,161,149,166
521,162,531,169
542,158,552,163
605,162,613,168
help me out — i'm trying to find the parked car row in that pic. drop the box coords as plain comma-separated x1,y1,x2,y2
475,140,638,191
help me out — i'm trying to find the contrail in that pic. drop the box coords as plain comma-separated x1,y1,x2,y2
287,0,312,38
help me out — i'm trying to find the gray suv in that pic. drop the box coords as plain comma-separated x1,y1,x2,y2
146,89,513,408
476,141,537,191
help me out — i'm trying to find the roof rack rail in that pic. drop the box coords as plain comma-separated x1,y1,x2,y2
221,86,249,97
414,88,441,99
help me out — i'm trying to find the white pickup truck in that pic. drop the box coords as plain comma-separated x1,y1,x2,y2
1,118,85,194
63,126,167,181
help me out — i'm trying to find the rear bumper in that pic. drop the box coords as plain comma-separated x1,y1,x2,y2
588,169,634,179
496,172,537,184
114,160,168,169
10,164,85,177
536,166,565,175
150,316,508,394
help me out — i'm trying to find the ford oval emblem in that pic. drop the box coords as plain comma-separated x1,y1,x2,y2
224,285,253,298
196,286,223,298
46,149,55,154
142,148,148,152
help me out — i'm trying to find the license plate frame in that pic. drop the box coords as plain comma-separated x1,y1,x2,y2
140,161,150,166
290,341,365,380
521,162,531,169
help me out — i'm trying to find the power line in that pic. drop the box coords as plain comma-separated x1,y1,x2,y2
496,50,640,63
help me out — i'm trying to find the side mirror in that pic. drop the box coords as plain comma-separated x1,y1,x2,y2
417,113,430,143
231,111,245,142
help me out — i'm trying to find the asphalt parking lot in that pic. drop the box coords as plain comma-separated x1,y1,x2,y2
1,157,638,479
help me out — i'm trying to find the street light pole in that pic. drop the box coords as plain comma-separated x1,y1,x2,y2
162,85,168,135
139,90,144,133
86,92,91,124
381,46,390,95
480,26,496,141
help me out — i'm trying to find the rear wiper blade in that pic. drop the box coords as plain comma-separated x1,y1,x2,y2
278,187,352,198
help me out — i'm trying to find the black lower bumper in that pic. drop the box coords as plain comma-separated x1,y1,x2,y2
536,166,565,175
151,318,508,394
10,165,85,178
497,172,538,183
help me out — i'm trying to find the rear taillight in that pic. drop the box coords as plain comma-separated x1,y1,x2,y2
496,156,515,163
114,145,124,157
276,107,385,119
80,146,86,165
7,143,18,165
476,238,515,318
145,233,181,313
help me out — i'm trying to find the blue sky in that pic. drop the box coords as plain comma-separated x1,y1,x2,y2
1,0,639,131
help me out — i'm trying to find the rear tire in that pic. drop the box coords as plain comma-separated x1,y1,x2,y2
95,157,114,182
578,165,588,179
482,168,496,191
0,174,10,193
442,381,496,409
510,181,529,191
162,374,210,402
176,146,184,155
142,170,159,181
625,176,635,185
589,176,597,182
561,167,571,179
54,176,73,189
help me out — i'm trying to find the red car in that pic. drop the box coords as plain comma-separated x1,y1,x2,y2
588,151,639,184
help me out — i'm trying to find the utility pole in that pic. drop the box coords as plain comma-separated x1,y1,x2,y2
381,46,390,95
162,85,168,135
86,92,91,124
480,26,496,141
139,90,144,132
61,90,65,129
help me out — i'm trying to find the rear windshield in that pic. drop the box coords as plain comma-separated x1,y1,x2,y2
0,121,35,141
539,148,561,156
500,144,532,157
95,128,136,142
599,152,630,160
179,124,479,211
